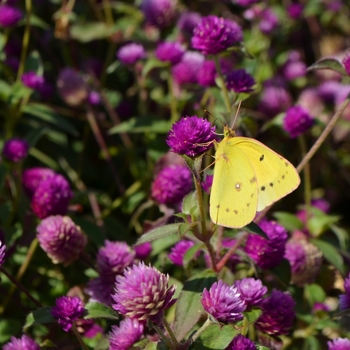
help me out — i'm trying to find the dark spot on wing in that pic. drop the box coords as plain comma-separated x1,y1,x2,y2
250,177,256,184
270,183,273,187
260,155,264,161
216,205,220,209
234,210,238,214
247,203,250,207
285,162,289,167
282,175,285,179
261,186,266,191
226,208,230,212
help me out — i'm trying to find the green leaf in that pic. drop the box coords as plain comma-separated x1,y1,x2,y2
70,22,118,42
73,217,105,246
142,58,169,77
307,57,348,76
29,14,50,29
84,302,119,320
182,191,197,216
307,209,340,236
0,80,12,100
0,319,22,343
103,89,122,108
311,238,345,275
195,324,238,349
330,224,349,250
243,308,262,324
178,222,195,237
243,222,268,239
173,269,217,341
24,307,55,330
135,223,180,245
273,211,303,231
25,126,47,147
183,243,204,268
109,116,171,134
271,258,291,286
24,51,43,75
23,103,79,136
305,284,326,305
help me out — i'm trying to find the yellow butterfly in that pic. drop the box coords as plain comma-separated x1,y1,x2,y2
209,126,301,228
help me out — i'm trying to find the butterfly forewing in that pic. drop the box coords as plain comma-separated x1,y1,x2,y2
210,138,259,228
232,137,301,212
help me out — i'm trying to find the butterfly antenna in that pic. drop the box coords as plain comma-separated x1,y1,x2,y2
231,100,242,129
204,110,224,135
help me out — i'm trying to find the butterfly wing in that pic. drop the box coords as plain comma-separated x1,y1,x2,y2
232,137,300,212
210,137,259,228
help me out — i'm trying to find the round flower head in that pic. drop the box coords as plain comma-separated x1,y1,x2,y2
57,68,88,106
234,277,267,307
318,81,343,104
339,273,350,310
168,240,195,267
2,138,29,162
3,335,40,350
0,239,6,267
177,11,201,37
201,280,246,323
172,51,204,85
88,91,101,105
155,41,185,65
259,8,278,34
313,302,330,313
191,15,243,55
0,5,22,27
112,262,176,321
31,174,73,219
287,4,304,19
202,174,213,194
343,54,350,76
51,296,85,332
283,105,314,138
134,242,152,260
117,43,145,65
37,215,87,265
245,219,288,269
225,69,256,93
22,167,56,198
141,0,177,28
259,85,292,117
283,55,306,80
166,116,216,157
328,338,350,350
21,71,45,91
151,165,193,205
109,318,144,350
226,334,256,350
256,290,296,335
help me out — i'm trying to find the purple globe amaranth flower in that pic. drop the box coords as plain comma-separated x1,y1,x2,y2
0,239,5,267
245,219,288,269
109,318,144,350
202,174,213,194
21,71,45,91
256,290,296,335
283,105,314,138
234,277,267,307
226,69,256,93
0,4,22,27
117,43,145,65
284,232,323,286
2,137,29,162
3,335,40,350
313,302,330,313
22,167,56,198
339,273,350,310
191,15,243,55
287,3,304,19
197,60,217,87
297,88,324,118
31,174,73,219
112,262,176,321
166,116,216,157
328,338,350,350
283,52,307,80
201,280,246,323
342,54,350,76
259,84,292,117
155,41,185,65
226,334,256,350
172,51,204,85
57,68,88,106
234,0,260,6
151,165,193,205
51,296,85,332
168,240,195,266
318,80,343,104
134,242,152,260
259,8,279,34
177,11,201,37
141,0,177,28
37,215,87,265
88,91,101,105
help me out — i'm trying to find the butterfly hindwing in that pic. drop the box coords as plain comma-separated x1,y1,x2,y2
210,137,259,228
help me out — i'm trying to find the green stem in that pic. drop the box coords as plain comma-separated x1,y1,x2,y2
213,55,231,114
188,317,212,344
17,0,32,80
102,0,113,27
241,316,249,335
163,316,180,347
154,324,175,349
71,323,89,350
194,176,208,238
168,69,179,123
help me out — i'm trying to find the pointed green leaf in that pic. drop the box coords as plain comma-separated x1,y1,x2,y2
24,307,55,330
84,302,119,320
307,57,348,76
135,223,180,245
273,211,303,231
182,192,197,216
183,243,204,268
70,22,118,42
244,222,268,239
195,324,238,349
109,116,171,134
24,51,43,75
243,308,262,324
142,58,169,77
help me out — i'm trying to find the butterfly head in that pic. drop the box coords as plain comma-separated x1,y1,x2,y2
223,125,236,139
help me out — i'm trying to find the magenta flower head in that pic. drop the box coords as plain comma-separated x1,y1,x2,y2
2,138,29,162
226,69,256,93
172,51,204,85
197,60,217,87
22,167,56,198
21,71,45,91
0,5,22,27
3,335,40,350
256,290,296,335
117,43,145,65
112,262,176,321
342,54,350,76
37,215,87,265
245,219,288,269
234,277,267,307
141,0,177,28
57,68,88,106
88,91,101,105
191,15,243,55
283,105,314,138
31,174,73,219
339,273,350,310
151,165,193,205
287,4,304,19
134,242,152,260
166,116,216,157
234,0,259,6
226,334,256,350
328,338,350,350
259,84,292,117
202,174,213,194
155,41,185,65
0,239,5,267
51,296,85,332
109,318,144,350
168,240,195,266
201,280,246,323
282,51,306,80
177,11,201,37
259,8,278,34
